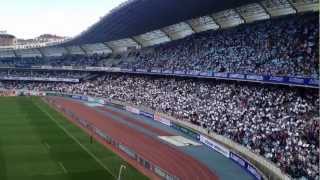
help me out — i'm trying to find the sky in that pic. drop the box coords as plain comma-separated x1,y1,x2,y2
0,0,128,39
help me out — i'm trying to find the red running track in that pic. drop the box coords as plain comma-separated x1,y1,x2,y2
48,97,218,180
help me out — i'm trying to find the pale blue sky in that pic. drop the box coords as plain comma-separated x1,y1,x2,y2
0,0,128,39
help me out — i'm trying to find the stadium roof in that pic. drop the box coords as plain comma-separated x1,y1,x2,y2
61,0,262,46
1,0,317,55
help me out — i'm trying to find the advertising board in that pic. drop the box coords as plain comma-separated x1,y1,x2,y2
199,135,230,157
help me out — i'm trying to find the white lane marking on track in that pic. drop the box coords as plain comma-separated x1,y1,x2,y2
58,162,68,173
33,99,117,179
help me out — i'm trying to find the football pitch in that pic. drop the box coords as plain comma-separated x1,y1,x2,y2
0,96,148,180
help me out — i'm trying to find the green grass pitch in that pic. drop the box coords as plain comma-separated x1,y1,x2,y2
0,96,148,180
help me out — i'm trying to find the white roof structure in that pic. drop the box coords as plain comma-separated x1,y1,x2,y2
40,47,68,57
0,0,318,58
134,30,171,47
106,38,140,52
187,16,220,33
81,43,112,55
66,46,86,55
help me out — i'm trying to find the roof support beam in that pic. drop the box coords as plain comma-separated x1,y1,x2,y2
205,16,220,30
286,0,298,13
234,9,246,23
258,2,271,18
64,47,72,55
37,48,46,57
184,21,196,33
210,15,221,29
12,50,18,58
79,45,88,55
131,37,143,47
102,42,115,53
160,29,173,41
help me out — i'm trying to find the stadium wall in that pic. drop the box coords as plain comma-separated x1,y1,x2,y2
1,89,291,180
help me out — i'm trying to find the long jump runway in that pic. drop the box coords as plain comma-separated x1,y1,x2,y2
47,97,253,180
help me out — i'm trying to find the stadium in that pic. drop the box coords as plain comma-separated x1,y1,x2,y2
0,0,319,180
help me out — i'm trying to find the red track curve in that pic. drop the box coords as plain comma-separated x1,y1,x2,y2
47,97,218,180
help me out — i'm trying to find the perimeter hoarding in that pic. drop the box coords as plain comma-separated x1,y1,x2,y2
199,135,230,158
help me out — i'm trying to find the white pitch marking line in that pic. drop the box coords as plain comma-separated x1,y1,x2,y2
33,99,117,179
58,162,68,173
44,142,51,149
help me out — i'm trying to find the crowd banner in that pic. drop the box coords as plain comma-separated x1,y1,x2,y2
80,96,88,101
154,69,318,88
125,106,140,114
85,66,109,71
213,72,228,78
199,71,213,77
174,70,185,75
187,70,200,76
162,70,173,74
71,95,81,100
32,65,41,69
136,69,148,73
62,66,73,70
2,66,318,87
154,112,171,126
120,68,133,72
140,111,154,119
288,77,305,84
41,65,53,69
307,78,319,86
14,65,31,68
199,135,230,158
109,67,121,72
230,152,262,180
229,73,246,79
246,74,264,81
151,69,162,73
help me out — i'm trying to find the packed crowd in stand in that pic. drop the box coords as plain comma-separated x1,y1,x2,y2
0,70,91,79
119,12,318,78
0,13,318,78
1,74,319,179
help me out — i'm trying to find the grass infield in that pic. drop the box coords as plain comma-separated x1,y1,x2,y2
0,96,148,180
